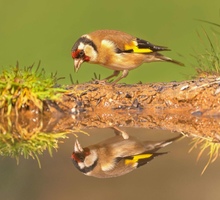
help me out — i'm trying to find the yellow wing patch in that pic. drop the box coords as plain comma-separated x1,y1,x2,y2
125,154,153,165
124,41,153,53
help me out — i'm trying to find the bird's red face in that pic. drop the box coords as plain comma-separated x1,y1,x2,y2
71,49,90,72
71,36,98,72
71,146,91,163
71,139,98,175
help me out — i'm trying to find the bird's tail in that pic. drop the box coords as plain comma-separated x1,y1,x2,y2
143,134,183,152
155,52,184,66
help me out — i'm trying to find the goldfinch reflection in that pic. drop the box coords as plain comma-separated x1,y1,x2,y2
71,134,182,178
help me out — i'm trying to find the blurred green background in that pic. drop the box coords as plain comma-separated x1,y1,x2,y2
0,0,219,85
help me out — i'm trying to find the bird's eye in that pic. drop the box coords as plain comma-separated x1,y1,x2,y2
72,153,85,162
78,50,85,58
78,154,85,161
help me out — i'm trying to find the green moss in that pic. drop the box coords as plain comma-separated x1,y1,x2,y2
0,62,66,115
0,129,68,167
193,21,220,77
189,136,220,175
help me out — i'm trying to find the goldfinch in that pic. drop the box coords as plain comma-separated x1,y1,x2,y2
71,29,184,83
71,134,182,178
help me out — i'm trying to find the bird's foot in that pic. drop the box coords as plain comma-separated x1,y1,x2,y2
91,79,109,85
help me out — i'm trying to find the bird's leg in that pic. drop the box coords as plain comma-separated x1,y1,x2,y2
103,70,120,81
93,70,120,84
112,70,129,84
112,126,129,139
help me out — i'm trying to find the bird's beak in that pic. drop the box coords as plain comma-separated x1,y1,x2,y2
74,139,84,153
74,59,84,72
